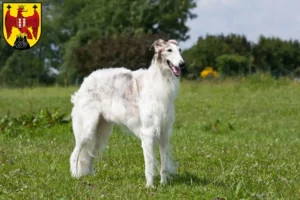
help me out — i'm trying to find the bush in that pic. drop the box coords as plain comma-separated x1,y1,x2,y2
0,109,70,137
182,34,252,79
293,67,300,78
72,33,165,82
216,54,251,76
200,66,218,79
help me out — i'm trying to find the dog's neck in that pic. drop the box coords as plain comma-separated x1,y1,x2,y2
149,62,174,80
150,55,176,80
146,59,179,101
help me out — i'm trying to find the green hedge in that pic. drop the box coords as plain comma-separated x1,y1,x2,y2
216,54,251,76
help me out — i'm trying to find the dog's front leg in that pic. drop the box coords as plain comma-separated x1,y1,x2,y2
159,134,170,185
159,123,176,185
141,133,155,188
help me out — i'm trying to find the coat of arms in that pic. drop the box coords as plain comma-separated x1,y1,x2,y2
2,3,41,50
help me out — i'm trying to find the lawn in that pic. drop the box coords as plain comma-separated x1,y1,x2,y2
0,76,300,199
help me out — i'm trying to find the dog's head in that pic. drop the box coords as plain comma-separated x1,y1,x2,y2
150,39,185,77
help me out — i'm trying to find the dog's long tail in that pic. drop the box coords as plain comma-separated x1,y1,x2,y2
70,143,95,178
70,105,96,178
70,92,78,104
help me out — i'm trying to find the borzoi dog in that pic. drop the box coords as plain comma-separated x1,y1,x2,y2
70,39,185,187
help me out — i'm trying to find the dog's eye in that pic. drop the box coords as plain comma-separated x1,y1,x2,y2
167,49,172,52
179,48,181,52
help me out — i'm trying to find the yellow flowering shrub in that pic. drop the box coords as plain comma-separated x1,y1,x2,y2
200,67,219,78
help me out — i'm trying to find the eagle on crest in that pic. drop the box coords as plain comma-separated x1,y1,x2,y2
4,4,40,40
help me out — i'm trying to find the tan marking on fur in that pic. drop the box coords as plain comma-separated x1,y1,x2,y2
151,39,167,52
136,76,143,92
157,49,163,62
167,40,178,45
122,79,133,101
122,79,140,118
120,73,132,80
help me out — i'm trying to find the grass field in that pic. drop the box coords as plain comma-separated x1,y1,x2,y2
1,75,300,199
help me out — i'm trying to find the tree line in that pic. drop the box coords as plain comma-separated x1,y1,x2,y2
0,0,197,86
0,0,299,87
183,34,300,78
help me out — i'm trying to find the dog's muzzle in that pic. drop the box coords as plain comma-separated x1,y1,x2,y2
179,62,185,69
167,60,181,77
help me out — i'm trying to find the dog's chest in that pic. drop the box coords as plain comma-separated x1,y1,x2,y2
140,96,174,127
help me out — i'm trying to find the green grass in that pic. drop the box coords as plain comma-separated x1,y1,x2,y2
0,87,77,116
1,76,300,199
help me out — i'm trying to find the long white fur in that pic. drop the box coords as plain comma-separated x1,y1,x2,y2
70,39,184,187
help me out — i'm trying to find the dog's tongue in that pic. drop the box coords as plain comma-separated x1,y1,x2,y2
171,65,181,76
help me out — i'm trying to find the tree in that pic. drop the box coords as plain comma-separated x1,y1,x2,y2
72,33,164,82
56,0,197,84
0,0,197,86
253,36,300,76
0,0,62,86
182,34,252,78
0,51,44,86
216,55,251,77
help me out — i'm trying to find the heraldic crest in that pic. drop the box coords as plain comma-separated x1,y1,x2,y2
2,3,42,50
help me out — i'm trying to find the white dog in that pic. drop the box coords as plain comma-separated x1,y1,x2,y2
70,39,185,187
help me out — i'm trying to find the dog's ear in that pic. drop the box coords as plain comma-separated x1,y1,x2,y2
167,40,178,46
150,39,166,52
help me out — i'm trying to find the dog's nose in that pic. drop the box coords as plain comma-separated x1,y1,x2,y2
179,62,185,69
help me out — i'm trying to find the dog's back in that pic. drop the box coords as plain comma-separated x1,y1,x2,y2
72,67,141,126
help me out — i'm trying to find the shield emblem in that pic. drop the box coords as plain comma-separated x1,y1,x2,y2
16,18,26,28
2,3,42,50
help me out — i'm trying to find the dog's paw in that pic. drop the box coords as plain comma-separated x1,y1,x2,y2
160,179,168,185
145,183,155,188
160,175,168,185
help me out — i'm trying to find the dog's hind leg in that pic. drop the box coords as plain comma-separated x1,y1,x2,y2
92,117,114,159
70,108,100,178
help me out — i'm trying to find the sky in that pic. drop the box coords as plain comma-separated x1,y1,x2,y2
181,0,300,49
